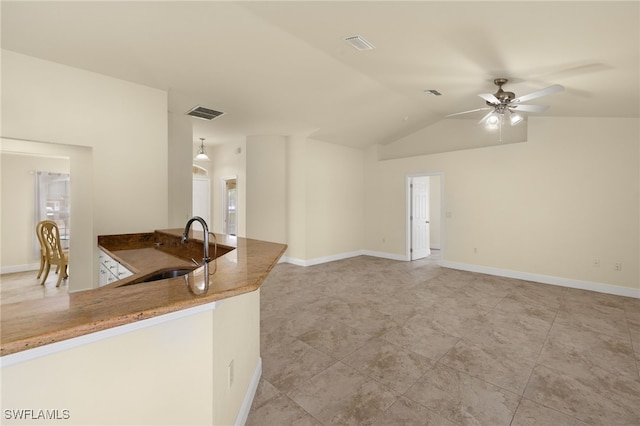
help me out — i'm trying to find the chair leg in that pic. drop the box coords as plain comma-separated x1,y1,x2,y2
55,266,65,287
37,255,45,279
40,263,51,286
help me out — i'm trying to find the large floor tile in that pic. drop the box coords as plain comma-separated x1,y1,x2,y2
262,336,337,393
288,362,398,425
342,338,434,393
372,396,456,426
297,318,374,360
249,378,281,411
404,363,520,426
438,339,536,395
246,394,322,426
313,299,401,337
511,398,588,426
381,315,460,361
537,321,637,379
524,364,640,425
556,296,630,340
459,309,551,361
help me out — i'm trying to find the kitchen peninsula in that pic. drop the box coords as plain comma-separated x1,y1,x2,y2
1,229,287,426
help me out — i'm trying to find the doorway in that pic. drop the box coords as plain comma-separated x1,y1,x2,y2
222,177,237,236
407,173,443,261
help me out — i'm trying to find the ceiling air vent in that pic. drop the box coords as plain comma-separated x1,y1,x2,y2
344,35,375,51
186,105,224,121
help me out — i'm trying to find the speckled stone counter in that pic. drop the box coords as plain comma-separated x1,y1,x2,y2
0,230,286,356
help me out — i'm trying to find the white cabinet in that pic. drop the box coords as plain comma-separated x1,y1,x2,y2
98,249,133,286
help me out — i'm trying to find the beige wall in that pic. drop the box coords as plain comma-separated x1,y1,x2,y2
364,117,639,293
1,50,169,289
245,135,288,244
305,138,364,260
168,112,194,228
1,290,261,425
285,136,309,260
0,154,70,271
429,175,442,249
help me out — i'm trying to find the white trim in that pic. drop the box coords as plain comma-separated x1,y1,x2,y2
282,250,365,267
282,250,410,267
1,301,218,367
234,357,262,426
361,250,410,262
440,261,640,299
1,263,40,274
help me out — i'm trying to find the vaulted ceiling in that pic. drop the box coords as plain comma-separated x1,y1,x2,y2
2,1,638,149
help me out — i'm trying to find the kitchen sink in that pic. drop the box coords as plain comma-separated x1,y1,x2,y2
118,267,195,287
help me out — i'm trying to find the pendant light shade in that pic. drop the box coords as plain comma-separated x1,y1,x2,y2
195,138,209,160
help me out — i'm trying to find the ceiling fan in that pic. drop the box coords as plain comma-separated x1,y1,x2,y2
447,78,564,129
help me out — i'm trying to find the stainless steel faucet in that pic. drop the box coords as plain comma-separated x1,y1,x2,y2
181,216,210,293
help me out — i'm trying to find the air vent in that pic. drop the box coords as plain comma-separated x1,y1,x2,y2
344,35,375,51
186,106,224,121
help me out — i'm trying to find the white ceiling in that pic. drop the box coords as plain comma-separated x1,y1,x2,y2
2,1,638,149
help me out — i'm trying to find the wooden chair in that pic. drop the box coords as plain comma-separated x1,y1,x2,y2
39,221,69,287
35,220,55,279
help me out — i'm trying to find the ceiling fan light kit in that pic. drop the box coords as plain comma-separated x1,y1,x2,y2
447,78,564,133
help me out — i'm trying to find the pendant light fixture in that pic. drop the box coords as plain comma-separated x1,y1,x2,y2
195,138,209,161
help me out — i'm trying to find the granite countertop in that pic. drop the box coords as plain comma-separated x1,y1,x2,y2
0,229,287,357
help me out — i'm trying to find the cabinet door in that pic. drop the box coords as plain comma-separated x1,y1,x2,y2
99,263,110,286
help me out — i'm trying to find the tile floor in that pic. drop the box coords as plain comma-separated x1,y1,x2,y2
246,254,640,426
0,269,68,305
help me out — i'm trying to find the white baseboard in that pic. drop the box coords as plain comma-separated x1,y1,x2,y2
282,250,365,267
440,261,640,299
235,357,262,426
282,250,413,267
1,263,40,275
361,250,410,262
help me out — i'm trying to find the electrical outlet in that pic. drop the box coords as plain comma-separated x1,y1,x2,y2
614,263,622,272
592,259,600,267
228,360,234,388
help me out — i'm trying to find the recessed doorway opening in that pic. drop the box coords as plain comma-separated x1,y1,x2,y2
222,177,237,236
406,173,444,261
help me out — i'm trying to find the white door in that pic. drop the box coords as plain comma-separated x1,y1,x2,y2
192,177,211,232
411,176,431,260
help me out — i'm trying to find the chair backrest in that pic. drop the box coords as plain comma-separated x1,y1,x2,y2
36,220,55,255
40,221,65,261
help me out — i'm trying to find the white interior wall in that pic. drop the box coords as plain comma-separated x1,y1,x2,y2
1,50,169,289
245,135,287,244
285,136,308,260
429,175,442,249
364,117,639,293
305,138,364,260
168,112,193,228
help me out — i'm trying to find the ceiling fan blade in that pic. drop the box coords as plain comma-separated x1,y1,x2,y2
478,93,500,104
512,84,564,103
478,110,495,125
445,107,491,117
509,104,549,113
